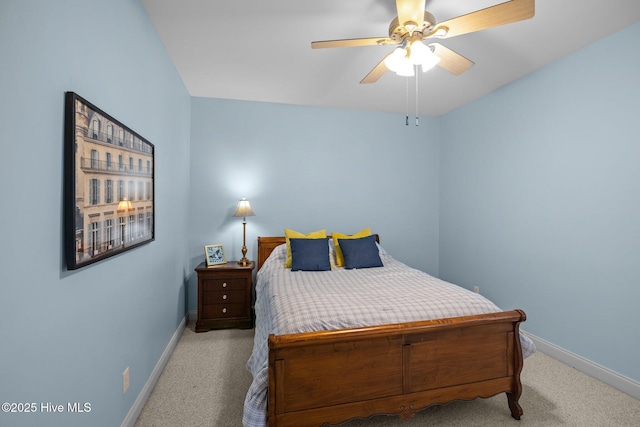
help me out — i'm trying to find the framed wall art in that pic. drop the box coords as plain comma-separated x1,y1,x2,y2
204,244,226,266
64,92,155,270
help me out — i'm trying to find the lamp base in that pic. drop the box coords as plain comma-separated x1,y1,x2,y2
238,221,251,266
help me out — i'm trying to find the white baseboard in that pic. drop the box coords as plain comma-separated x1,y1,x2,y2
188,309,197,322
524,331,640,400
120,315,188,427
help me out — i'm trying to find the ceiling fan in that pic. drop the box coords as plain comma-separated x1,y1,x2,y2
311,0,535,83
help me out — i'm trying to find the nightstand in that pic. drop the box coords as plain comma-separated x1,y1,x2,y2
194,261,254,332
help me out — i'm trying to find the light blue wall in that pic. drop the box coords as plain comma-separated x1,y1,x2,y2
440,22,640,383
1,1,637,424
0,1,191,427
188,98,440,312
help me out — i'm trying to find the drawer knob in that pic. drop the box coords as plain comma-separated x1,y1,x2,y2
222,308,227,314
222,294,227,300
222,282,227,288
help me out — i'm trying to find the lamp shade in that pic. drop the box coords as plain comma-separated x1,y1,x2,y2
233,198,255,219
117,198,132,211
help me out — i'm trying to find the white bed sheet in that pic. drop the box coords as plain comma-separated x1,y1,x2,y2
242,243,535,427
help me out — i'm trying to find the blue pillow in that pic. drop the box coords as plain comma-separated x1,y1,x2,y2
338,235,383,269
289,238,331,271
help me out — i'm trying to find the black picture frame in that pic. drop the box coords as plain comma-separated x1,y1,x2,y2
64,92,155,270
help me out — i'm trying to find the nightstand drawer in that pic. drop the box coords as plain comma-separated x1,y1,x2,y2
202,277,246,291
201,303,247,319
202,290,245,305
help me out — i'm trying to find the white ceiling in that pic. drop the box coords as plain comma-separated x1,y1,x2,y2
141,0,640,117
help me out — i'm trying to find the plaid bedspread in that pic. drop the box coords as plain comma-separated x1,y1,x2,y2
242,243,535,427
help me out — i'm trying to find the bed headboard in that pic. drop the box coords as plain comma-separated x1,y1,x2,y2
257,234,380,271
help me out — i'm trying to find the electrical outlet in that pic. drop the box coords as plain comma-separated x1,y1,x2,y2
123,367,130,394
473,286,480,294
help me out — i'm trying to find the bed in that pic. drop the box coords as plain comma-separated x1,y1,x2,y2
243,234,535,427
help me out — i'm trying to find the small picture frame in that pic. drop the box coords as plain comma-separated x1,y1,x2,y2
204,244,226,266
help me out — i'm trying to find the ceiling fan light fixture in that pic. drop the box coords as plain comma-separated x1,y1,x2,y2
409,40,440,72
419,50,440,72
420,59,439,72
383,47,408,73
395,60,415,77
408,40,428,64
384,47,415,77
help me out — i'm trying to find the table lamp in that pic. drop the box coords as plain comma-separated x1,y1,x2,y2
233,198,255,266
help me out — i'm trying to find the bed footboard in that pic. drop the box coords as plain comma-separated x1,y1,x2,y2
268,310,526,427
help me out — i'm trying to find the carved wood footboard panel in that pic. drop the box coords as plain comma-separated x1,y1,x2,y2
268,310,526,427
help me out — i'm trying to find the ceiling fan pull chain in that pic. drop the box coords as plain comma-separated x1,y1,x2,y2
405,76,409,126
415,66,419,126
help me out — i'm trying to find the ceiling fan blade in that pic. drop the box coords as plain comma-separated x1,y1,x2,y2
360,54,391,84
430,0,534,39
430,43,474,76
396,0,427,28
312,37,394,49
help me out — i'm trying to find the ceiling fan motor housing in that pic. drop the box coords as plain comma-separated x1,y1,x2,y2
389,11,436,42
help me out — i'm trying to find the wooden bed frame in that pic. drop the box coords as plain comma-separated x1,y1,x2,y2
257,236,526,427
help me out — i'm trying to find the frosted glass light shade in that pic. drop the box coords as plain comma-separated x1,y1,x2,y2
383,48,407,73
384,47,415,76
409,41,440,72
395,61,415,76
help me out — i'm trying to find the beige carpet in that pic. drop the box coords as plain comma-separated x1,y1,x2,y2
134,324,640,426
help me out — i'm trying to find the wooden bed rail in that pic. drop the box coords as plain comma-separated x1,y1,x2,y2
268,310,526,427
